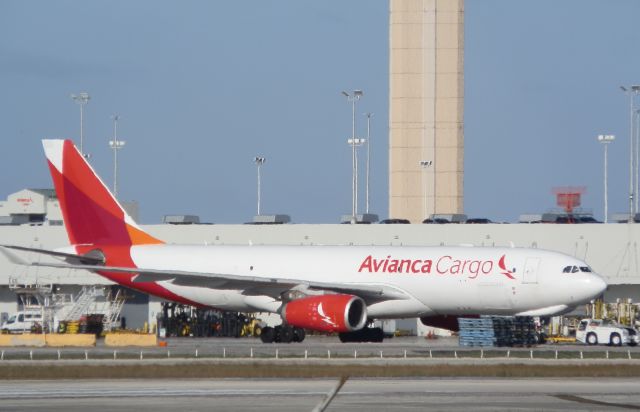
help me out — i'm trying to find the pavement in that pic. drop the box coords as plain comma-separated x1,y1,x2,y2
0,378,639,411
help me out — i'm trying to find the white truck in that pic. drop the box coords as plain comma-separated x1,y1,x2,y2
576,318,638,346
0,311,44,334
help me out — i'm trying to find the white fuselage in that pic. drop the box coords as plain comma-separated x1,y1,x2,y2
127,244,607,318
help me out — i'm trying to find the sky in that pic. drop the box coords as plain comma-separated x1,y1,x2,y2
0,0,639,224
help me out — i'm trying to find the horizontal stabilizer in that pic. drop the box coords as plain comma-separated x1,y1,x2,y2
0,246,30,266
0,244,104,265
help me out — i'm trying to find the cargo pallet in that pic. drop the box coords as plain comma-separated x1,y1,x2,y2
458,316,538,347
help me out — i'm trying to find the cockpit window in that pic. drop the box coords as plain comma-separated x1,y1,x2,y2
563,265,590,273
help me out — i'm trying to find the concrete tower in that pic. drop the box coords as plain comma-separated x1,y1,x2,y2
389,0,464,222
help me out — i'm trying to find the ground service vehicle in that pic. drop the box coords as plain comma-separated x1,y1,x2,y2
0,311,43,334
0,140,608,343
576,318,631,346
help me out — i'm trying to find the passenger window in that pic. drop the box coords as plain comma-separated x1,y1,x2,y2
578,321,587,331
18,314,24,322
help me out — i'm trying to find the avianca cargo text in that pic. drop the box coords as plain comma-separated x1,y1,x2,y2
357,254,515,279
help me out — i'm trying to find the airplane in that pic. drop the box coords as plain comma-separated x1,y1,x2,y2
0,139,607,343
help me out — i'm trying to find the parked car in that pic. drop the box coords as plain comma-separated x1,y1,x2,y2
577,216,601,223
379,218,411,224
465,218,493,224
422,218,450,224
575,318,632,346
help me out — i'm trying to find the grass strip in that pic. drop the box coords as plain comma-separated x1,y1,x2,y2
1,363,639,380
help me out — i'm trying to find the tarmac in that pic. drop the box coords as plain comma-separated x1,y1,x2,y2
0,337,639,410
0,377,639,411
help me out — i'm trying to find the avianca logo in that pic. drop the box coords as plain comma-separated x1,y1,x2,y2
498,255,516,279
358,254,516,280
317,303,337,327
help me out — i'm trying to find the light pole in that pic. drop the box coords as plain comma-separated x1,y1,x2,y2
108,115,126,198
342,90,363,223
348,137,366,219
71,92,90,156
636,109,640,214
419,160,433,220
364,113,373,214
620,85,640,220
254,156,266,216
598,135,615,223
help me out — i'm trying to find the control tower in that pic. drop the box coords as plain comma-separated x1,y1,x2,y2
389,0,464,222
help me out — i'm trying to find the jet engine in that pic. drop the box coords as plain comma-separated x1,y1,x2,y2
281,294,367,333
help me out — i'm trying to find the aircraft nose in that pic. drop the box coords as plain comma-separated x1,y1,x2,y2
586,274,607,298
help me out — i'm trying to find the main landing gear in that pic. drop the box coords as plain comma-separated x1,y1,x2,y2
338,326,384,343
260,325,306,343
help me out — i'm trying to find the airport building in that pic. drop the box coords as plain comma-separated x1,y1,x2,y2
1,188,639,334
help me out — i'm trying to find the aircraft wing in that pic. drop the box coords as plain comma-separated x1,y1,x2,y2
0,245,409,304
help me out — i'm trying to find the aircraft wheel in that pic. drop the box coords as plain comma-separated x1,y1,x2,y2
292,327,306,343
338,327,385,343
369,327,385,343
260,326,275,343
277,325,293,343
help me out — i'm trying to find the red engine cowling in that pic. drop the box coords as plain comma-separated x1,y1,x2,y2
281,294,367,333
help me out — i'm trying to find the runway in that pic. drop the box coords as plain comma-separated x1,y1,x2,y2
0,378,639,411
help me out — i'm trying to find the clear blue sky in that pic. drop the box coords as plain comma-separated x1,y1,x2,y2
1,1,639,223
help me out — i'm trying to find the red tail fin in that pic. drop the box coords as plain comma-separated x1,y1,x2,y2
43,139,163,246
